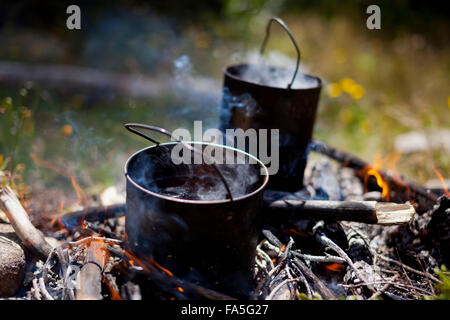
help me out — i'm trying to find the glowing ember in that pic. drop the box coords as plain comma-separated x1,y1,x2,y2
286,227,308,238
324,263,345,272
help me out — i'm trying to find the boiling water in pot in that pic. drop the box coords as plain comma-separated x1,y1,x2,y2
144,163,259,201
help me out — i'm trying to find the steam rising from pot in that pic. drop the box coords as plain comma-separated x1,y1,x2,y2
237,50,320,89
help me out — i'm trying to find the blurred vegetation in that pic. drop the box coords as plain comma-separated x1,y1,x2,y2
427,266,450,300
0,0,448,196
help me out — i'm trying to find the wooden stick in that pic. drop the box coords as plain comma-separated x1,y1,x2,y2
310,140,438,212
292,257,337,300
0,185,53,261
266,199,415,225
75,239,107,300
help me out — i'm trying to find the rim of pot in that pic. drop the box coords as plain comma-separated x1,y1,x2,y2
124,141,270,204
224,63,322,90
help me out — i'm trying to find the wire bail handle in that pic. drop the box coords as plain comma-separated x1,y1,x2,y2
125,123,178,146
259,17,301,90
124,123,234,201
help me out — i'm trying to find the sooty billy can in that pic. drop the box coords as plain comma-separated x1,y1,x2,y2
220,17,322,192
124,123,269,297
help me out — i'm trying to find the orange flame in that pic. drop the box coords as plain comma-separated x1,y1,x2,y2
70,175,88,208
30,152,69,178
362,151,403,201
432,166,450,196
122,250,174,277
102,274,123,300
364,167,390,200
49,201,66,230
70,175,89,228
324,263,345,272
150,258,174,277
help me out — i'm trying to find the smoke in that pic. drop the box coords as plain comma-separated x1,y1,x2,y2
169,54,222,129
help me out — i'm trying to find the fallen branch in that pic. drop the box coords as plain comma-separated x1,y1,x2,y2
266,199,415,226
0,185,53,261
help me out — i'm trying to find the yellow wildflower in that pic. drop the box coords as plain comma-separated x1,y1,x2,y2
348,84,365,99
326,83,342,98
339,78,356,93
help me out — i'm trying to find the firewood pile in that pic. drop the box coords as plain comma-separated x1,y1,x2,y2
0,141,448,300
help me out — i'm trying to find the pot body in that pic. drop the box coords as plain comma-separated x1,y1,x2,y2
220,63,322,191
125,142,268,297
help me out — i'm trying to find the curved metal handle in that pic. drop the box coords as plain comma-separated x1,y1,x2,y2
125,123,178,146
259,17,301,89
124,123,234,201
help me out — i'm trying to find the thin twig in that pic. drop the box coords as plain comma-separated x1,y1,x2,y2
378,255,440,283
340,281,432,296
291,257,336,299
32,278,41,300
315,231,376,294
368,274,399,300
292,251,346,264
266,278,301,300
38,277,54,300
290,262,313,298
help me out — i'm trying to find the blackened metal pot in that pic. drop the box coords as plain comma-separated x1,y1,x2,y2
124,130,269,297
220,17,322,191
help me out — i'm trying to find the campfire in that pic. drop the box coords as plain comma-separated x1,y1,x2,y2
0,16,449,301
